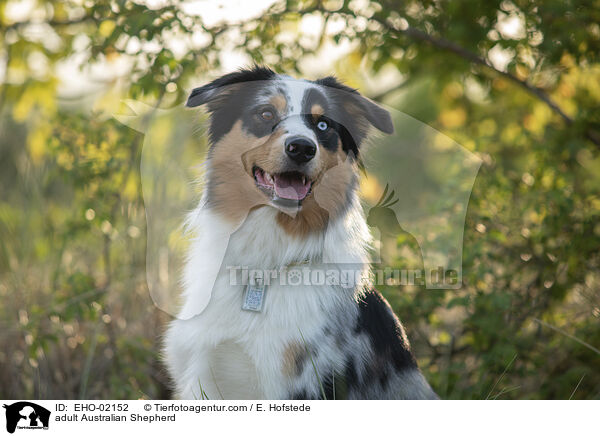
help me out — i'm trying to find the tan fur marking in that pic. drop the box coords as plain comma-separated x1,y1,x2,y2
311,104,325,121
209,121,279,223
282,341,306,377
269,94,287,114
344,101,370,132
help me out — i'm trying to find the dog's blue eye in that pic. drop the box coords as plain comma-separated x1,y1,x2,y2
317,120,328,131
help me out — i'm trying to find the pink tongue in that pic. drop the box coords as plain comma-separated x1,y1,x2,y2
274,175,310,200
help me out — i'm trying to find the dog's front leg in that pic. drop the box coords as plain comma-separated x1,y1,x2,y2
164,317,225,400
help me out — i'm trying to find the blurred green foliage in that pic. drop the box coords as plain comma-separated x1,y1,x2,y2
1,0,599,399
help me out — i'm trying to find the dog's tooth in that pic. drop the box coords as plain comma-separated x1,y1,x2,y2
302,176,306,185
266,173,274,184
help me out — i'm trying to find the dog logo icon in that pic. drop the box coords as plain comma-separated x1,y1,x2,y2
3,402,50,433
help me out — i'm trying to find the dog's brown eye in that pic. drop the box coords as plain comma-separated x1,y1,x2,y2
261,110,274,121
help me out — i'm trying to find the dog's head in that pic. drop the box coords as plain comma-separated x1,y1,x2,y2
188,66,393,236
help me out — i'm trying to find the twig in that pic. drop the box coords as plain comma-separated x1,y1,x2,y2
490,385,521,400
485,353,517,400
569,374,585,400
534,318,600,355
138,389,153,400
79,320,101,399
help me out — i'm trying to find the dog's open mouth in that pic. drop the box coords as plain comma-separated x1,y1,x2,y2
253,166,313,203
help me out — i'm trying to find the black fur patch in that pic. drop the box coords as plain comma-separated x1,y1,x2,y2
291,389,312,400
316,76,393,134
355,288,417,371
293,346,309,377
187,66,275,107
300,88,340,153
344,356,360,389
187,66,276,144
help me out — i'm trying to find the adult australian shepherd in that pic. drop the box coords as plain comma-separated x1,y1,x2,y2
163,66,438,400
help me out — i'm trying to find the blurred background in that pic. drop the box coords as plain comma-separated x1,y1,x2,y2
1,0,599,400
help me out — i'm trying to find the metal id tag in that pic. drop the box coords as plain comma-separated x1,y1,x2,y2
242,281,267,312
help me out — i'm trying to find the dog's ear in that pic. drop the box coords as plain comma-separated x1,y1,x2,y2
186,65,276,109
316,76,394,134
186,84,218,108
352,94,394,134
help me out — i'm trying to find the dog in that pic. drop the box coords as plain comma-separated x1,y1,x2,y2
163,66,438,400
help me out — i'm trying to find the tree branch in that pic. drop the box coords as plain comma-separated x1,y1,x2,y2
371,16,600,147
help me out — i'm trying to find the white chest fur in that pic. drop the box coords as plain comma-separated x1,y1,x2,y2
164,196,371,399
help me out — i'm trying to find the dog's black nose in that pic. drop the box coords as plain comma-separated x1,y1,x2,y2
285,136,317,164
